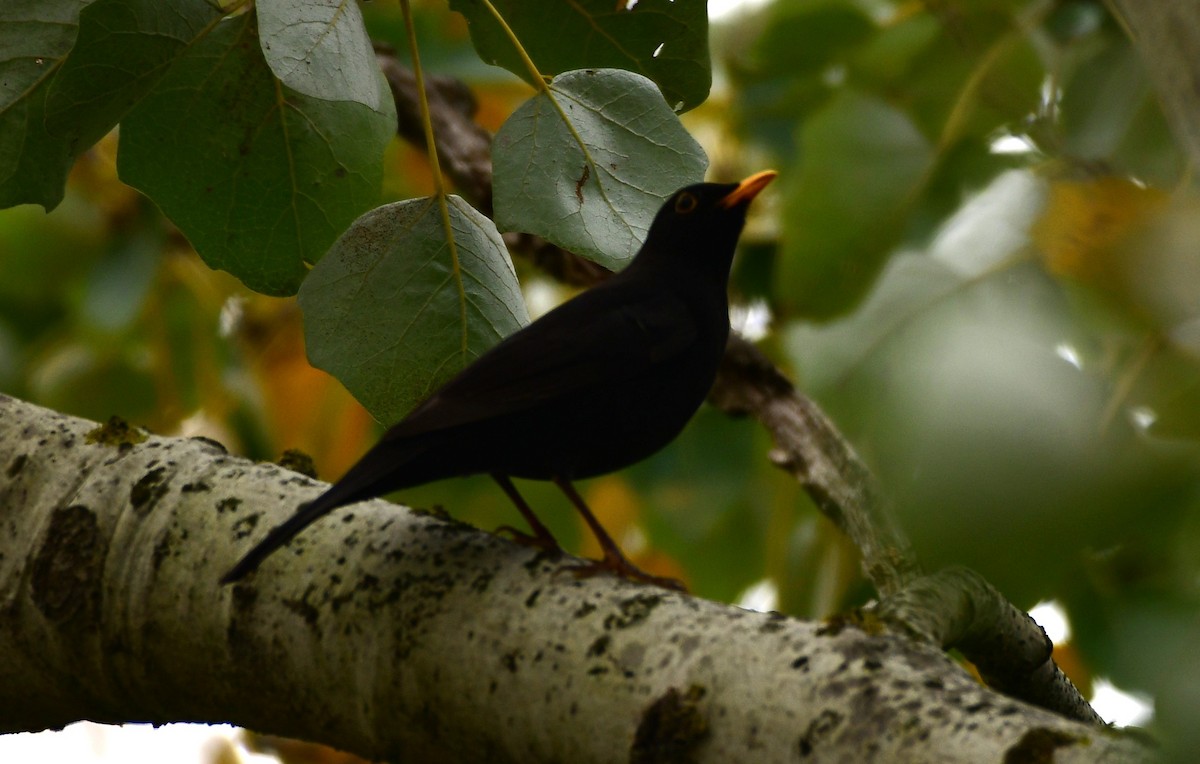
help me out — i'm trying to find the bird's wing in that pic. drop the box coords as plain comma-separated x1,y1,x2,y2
388,283,698,438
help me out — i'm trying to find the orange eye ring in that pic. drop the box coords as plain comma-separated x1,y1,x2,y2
674,192,698,214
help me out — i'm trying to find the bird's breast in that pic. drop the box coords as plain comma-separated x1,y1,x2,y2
508,332,726,480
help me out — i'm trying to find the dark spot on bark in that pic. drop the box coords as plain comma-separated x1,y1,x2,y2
226,584,258,656
152,529,174,571
231,582,258,614
501,652,519,672
471,571,493,592
792,655,809,670
282,596,320,629
7,453,27,477
31,505,104,624
797,709,844,757
588,635,610,657
630,685,709,764
130,467,169,515
574,601,597,618
188,435,227,453
231,513,260,540
181,480,211,493
759,612,787,632
605,594,662,630
277,448,317,478
216,497,242,514
525,588,541,607
1003,728,1084,763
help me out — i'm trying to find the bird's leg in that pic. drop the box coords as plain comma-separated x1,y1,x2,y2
491,473,564,554
553,477,687,592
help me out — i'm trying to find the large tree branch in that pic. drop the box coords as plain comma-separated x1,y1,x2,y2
0,395,1150,762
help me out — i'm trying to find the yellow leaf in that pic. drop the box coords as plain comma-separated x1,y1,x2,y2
1033,175,1167,284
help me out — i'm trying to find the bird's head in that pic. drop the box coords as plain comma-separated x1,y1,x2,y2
638,170,777,273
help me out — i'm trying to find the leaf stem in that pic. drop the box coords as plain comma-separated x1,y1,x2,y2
400,0,468,357
473,0,550,91
474,0,600,191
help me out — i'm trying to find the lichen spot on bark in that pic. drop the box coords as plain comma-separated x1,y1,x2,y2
631,685,710,764
85,416,147,451
31,505,105,624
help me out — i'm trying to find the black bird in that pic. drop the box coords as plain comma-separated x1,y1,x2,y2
222,171,776,589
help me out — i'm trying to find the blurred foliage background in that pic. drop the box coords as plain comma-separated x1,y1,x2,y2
2,0,1198,758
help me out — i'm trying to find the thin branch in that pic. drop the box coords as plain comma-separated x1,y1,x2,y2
707,335,920,598
873,567,1104,725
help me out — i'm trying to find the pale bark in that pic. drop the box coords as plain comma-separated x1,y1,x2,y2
0,394,1151,762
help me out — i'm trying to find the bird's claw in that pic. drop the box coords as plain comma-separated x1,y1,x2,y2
495,524,564,555
560,557,688,593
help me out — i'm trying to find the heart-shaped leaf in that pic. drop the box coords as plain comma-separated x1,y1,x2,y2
118,12,394,296
779,91,933,317
44,0,222,160
492,68,707,271
299,195,530,424
257,0,381,111
0,0,91,209
449,0,709,112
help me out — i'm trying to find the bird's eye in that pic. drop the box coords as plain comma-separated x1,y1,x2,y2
674,192,698,214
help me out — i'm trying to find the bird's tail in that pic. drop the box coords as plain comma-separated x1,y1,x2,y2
219,441,427,584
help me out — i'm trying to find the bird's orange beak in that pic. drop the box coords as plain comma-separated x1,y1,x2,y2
717,170,778,209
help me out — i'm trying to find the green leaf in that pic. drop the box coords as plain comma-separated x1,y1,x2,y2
492,68,707,271
299,195,530,424
0,0,91,209
1060,37,1184,185
118,13,395,296
901,11,1041,145
256,0,381,111
448,0,709,112
778,90,932,318
786,168,1047,391
44,0,223,160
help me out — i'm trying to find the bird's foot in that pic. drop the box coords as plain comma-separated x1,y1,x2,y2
495,524,564,556
562,554,688,593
